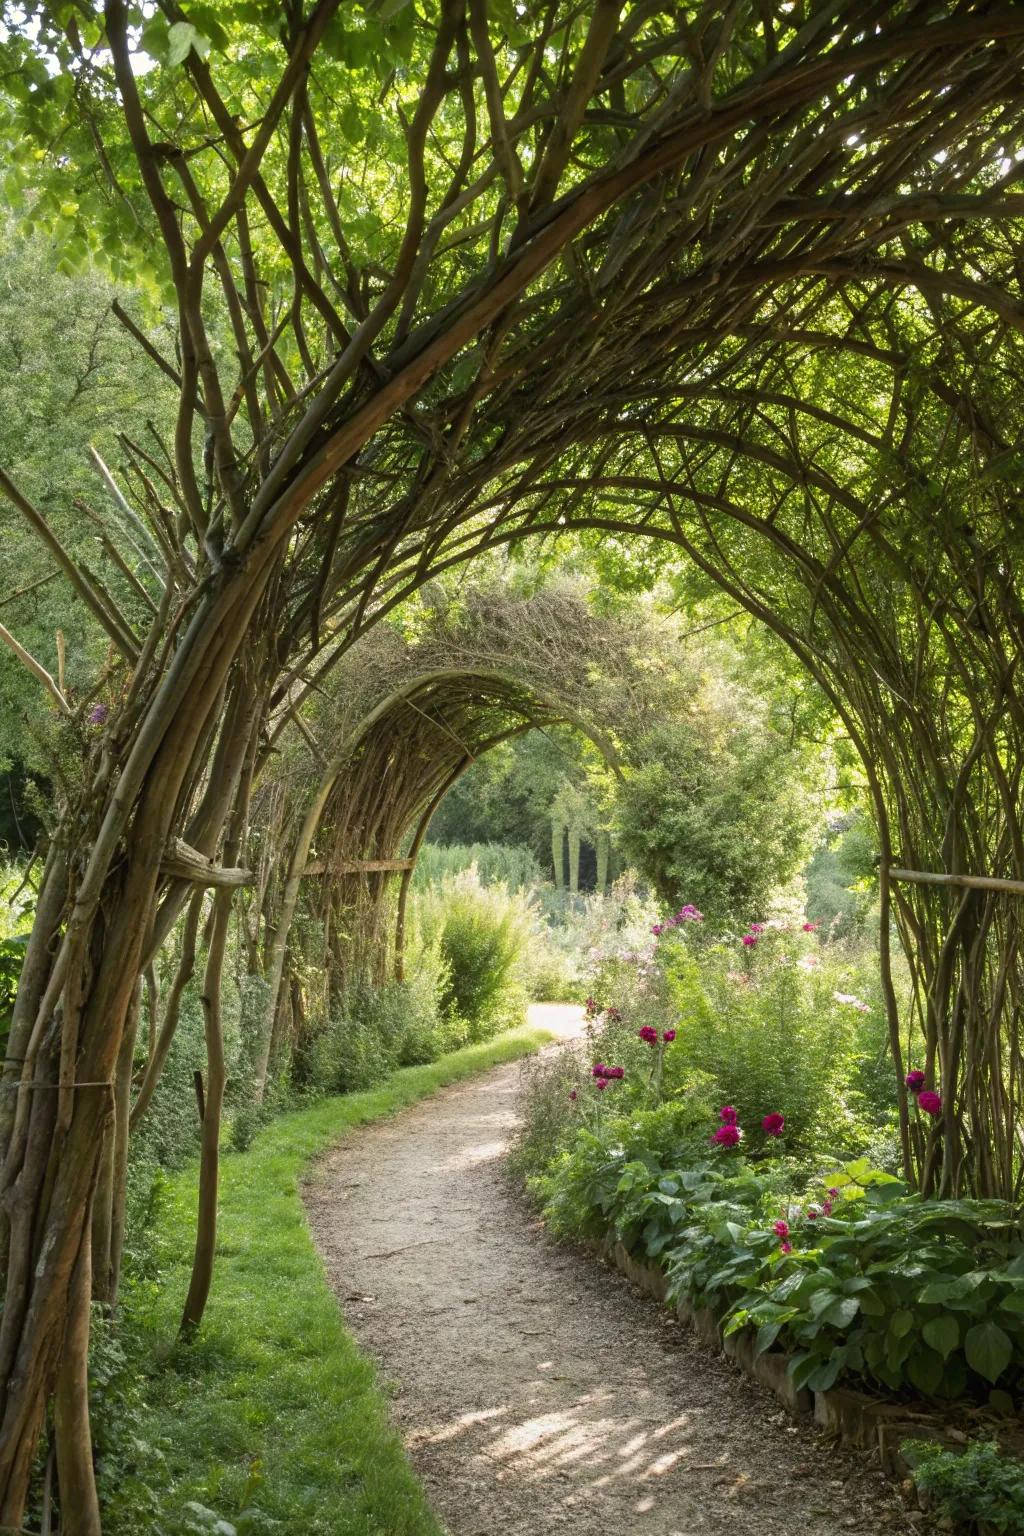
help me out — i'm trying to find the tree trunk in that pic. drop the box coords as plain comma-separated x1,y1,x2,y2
568,826,581,894
179,882,232,1335
54,1225,100,1536
551,820,564,889
596,832,609,895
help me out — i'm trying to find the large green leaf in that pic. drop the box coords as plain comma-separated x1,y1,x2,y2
922,1315,959,1361
965,1321,1013,1384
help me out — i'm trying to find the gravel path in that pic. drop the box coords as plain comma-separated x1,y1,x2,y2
304,1006,916,1536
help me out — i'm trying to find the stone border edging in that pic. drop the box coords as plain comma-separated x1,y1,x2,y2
594,1233,956,1475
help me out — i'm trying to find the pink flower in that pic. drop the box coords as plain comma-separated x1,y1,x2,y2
662,1029,676,1043
806,1206,819,1221
827,1188,839,1200
592,1063,607,1078
678,905,704,922
905,1070,926,1094
719,1105,738,1124
651,924,663,936
821,1200,833,1216
749,923,765,934
606,1066,625,1080
780,1240,793,1254
742,934,758,947
569,1090,577,1102
585,997,600,1018
606,1007,622,1023
802,921,818,932
638,1025,659,1045
595,1079,608,1092
712,1123,742,1147
773,1220,789,1238
917,1090,942,1117
761,1112,785,1138
88,703,109,725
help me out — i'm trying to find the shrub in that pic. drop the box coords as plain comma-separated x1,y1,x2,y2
415,870,530,1035
903,1440,1024,1534
414,841,543,892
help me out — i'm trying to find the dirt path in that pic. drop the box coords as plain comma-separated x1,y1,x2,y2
305,1006,915,1536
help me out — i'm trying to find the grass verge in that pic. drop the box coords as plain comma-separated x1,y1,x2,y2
110,1023,555,1536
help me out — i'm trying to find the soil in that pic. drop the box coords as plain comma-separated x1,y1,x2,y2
304,1005,919,1536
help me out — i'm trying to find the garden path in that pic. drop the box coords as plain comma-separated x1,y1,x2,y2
305,1004,914,1536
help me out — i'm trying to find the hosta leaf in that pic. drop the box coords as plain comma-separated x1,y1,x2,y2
806,1354,844,1393
922,1315,959,1360
965,1321,1013,1384
890,1309,914,1338
821,1296,860,1330
755,1321,782,1357
906,1347,944,1397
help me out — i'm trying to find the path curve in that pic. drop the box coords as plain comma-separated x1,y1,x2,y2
305,1006,913,1536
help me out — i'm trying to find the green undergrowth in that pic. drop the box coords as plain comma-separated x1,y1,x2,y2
108,1023,555,1536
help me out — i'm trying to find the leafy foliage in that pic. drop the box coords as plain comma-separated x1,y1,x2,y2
903,1440,1024,1535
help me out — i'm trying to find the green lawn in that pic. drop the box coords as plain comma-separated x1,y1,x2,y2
111,1024,554,1536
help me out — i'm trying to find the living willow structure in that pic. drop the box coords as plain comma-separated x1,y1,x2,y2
1,1,1024,1528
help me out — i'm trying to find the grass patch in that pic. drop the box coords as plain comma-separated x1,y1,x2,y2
111,1023,555,1536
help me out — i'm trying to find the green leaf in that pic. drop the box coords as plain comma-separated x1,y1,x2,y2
806,1354,844,1393
890,1309,914,1339
906,1347,944,1396
167,21,211,66
821,1296,860,1329
755,1321,782,1357
965,1321,1013,1384
922,1315,959,1361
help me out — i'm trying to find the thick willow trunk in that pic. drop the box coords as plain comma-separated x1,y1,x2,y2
551,821,564,889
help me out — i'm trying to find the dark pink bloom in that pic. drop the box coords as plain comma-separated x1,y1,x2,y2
592,1063,607,1077
638,1025,659,1045
806,1207,819,1220
651,924,663,936
821,1200,833,1216
742,934,757,947
827,1188,839,1200
917,1090,942,1117
719,1105,738,1124
569,1090,577,1102
761,1112,785,1138
662,1029,676,1043
802,921,818,932
88,703,109,725
905,1070,926,1094
585,997,599,1018
712,1123,741,1147
595,1079,608,1092
780,1240,793,1255
749,923,765,934
773,1220,789,1238
678,904,704,921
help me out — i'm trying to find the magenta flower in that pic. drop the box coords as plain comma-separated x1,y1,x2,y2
606,1006,622,1023
741,934,758,947
585,997,600,1018
780,1240,793,1255
592,1063,607,1078
773,1219,789,1238
662,1029,676,1043
677,904,704,922
719,1105,738,1124
821,1199,833,1216
905,1070,926,1094
917,1090,942,1117
651,924,663,936
761,1112,785,1138
827,1187,839,1199
749,923,765,934
595,1079,608,1092
638,1025,659,1045
806,1206,819,1221
88,703,109,725
712,1123,742,1147
604,1066,625,1080
568,1090,577,1102
802,921,818,932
